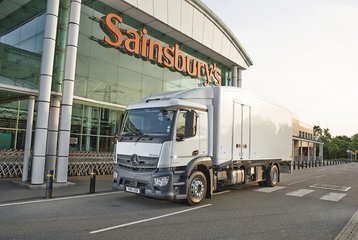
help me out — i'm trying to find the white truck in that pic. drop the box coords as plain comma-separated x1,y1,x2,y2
112,86,292,205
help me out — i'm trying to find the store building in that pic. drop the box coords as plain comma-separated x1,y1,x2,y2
0,0,252,184
292,118,324,163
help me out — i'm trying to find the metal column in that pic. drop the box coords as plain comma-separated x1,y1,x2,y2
22,96,35,182
45,96,61,174
45,0,71,175
231,65,237,87
237,68,242,88
56,0,82,183
31,0,60,184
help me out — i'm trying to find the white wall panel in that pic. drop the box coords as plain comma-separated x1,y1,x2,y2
202,17,214,48
180,1,193,37
138,0,154,16
236,55,248,69
153,0,168,23
192,8,204,43
228,42,238,62
124,0,138,7
220,36,230,57
212,25,223,54
168,0,181,30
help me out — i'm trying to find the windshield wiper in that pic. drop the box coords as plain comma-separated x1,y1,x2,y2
135,130,155,142
135,131,144,142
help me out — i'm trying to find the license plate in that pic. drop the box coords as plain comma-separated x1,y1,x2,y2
125,186,140,194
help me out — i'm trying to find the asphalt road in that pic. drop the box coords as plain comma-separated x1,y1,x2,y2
1,163,358,240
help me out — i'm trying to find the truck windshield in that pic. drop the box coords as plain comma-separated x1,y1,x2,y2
121,108,174,138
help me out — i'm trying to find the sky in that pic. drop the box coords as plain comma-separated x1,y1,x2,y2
202,0,358,137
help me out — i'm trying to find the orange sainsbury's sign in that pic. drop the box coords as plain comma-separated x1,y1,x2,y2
101,13,221,87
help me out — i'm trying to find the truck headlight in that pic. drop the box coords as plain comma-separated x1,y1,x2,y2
153,176,170,187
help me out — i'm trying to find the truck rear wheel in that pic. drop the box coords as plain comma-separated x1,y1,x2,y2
185,171,207,205
267,165,279,187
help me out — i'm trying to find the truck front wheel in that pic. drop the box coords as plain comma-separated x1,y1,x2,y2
185,171,207,205
267,165,279,187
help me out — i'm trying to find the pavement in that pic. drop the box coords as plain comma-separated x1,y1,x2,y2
0,175,114,205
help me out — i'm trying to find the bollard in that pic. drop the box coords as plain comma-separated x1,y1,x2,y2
45,170,54,198
89,172,96,194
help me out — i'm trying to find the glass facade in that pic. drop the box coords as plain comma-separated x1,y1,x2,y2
70,103,123,152
75,3,231,106
0,99,36,150
0,1,233,153
0,1,46,89
0,1,45,150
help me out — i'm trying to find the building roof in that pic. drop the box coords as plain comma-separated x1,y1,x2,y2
99,0,253,69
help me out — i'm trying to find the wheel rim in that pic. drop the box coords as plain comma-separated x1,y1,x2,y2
272,167,278,185
190,177,204,199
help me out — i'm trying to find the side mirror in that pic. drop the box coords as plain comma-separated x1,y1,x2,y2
184,110,196,138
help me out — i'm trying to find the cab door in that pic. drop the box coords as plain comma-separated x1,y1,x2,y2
171,110,200,167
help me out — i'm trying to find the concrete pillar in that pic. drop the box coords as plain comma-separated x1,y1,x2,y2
22,96,35,182
237,68,242,88
56,0,82,183
231,65,237,87
45,96,61,174
313,143,317,162
31,0,60,184
319,144,324,162
300,140,303,162
307,142,310,162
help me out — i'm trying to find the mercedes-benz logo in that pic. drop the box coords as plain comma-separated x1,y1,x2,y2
130,154,140,167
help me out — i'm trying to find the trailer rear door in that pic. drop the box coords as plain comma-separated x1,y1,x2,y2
233,101,251,160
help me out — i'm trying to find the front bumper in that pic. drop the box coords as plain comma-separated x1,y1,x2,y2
112,166,177,200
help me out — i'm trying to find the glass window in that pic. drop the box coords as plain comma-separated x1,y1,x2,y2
176,111,186,139
0,1,46,90
176,110,197,139
70,102,124,152
121,108,174,137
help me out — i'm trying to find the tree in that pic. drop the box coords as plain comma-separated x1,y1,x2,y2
322,128,332,142
336,135,351,143
351,134,358,150
313,125,322,140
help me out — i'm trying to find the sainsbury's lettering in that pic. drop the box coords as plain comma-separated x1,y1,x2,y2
102,13,221,86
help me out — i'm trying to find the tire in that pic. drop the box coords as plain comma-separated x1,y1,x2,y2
267,165,279,187
185,171,207,206
258,181,266,187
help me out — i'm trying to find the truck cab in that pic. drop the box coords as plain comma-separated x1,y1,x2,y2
112,98,211,204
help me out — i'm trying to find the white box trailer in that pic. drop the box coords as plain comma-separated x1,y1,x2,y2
113,86,292,205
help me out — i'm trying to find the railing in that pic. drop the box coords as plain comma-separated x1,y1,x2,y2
291,158,349,171
0,150,114,178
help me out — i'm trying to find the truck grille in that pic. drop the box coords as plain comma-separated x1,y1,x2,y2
117,154,159,172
